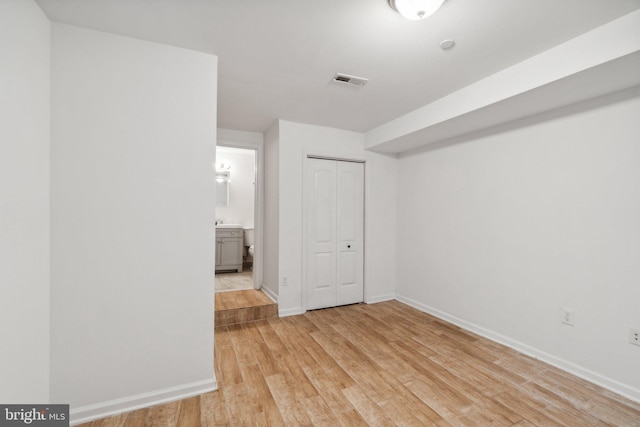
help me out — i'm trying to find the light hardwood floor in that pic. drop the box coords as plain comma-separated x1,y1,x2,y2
80,301,640,426
215,289,275,311
215,290,278,327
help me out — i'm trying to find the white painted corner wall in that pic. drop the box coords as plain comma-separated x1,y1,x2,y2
49,23,218,421
0,0,51,403
262,122,280,300
271,120,397,315
395,88,640,401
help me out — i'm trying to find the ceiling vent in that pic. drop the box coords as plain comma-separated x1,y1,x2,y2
332,73,369,87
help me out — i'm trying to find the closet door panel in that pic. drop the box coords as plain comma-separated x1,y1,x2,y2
306,159,337,310
336,161,364,306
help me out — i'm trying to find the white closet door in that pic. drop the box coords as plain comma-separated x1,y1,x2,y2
336,161,364,306
306,159,337,310
306,158,363,310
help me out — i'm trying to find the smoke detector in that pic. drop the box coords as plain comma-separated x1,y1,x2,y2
332,73,369,87
440,39,455,50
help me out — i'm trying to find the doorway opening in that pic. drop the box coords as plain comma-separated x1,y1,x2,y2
214,141,263,293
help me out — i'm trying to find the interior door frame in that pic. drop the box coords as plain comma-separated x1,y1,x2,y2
301,151,366,312
217,129,264,290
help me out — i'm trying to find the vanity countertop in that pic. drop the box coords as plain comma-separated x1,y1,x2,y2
216,224,243,229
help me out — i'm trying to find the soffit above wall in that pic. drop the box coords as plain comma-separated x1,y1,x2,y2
365,11,640,154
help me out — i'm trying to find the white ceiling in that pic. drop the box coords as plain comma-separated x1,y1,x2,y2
35,0,640,133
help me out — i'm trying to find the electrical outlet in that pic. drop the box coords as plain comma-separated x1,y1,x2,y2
561,308,575,326
282,275,288,286
630,329,640,346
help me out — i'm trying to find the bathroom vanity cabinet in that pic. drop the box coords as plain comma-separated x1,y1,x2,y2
215,227,243,273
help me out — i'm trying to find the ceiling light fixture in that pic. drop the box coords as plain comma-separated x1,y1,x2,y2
388,0,445,20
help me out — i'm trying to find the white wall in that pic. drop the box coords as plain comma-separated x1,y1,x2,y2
396,87,640,400
263,122,280,299
50,23,218,419
0,0,50,403
215,148,255,228
275,120,397,315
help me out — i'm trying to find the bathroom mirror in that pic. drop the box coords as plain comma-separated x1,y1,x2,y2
216,171,230,206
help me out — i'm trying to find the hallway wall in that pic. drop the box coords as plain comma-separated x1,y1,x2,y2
0,0,51,403
50,23,218,418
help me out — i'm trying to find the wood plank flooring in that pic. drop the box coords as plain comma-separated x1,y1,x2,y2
215,289,275,311
79,301,640,426
215,290,278,327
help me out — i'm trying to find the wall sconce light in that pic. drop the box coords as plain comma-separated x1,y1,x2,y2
216,162,231,172
388,0,444,20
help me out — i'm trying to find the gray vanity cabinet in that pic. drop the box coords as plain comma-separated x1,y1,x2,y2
215,228,243,273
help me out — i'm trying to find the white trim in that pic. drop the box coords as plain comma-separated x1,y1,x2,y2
70,379,217,425
396,294,640,404
301,151,308,312
279,307,305,317
307,154,366,163
366,293,396,304
304,151,367,164
217,129,265,291
218,128,263,144
215,287,253,293
261,283,278,304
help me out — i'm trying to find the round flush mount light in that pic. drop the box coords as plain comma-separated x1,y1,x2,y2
388,0,445,20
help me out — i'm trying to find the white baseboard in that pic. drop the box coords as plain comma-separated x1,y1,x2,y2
366,293,396,304
396,294,640,404
279,307,304,317
70,378,217,425
260,285,278,304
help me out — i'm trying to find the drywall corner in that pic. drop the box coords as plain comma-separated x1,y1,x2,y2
0,0,51,403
